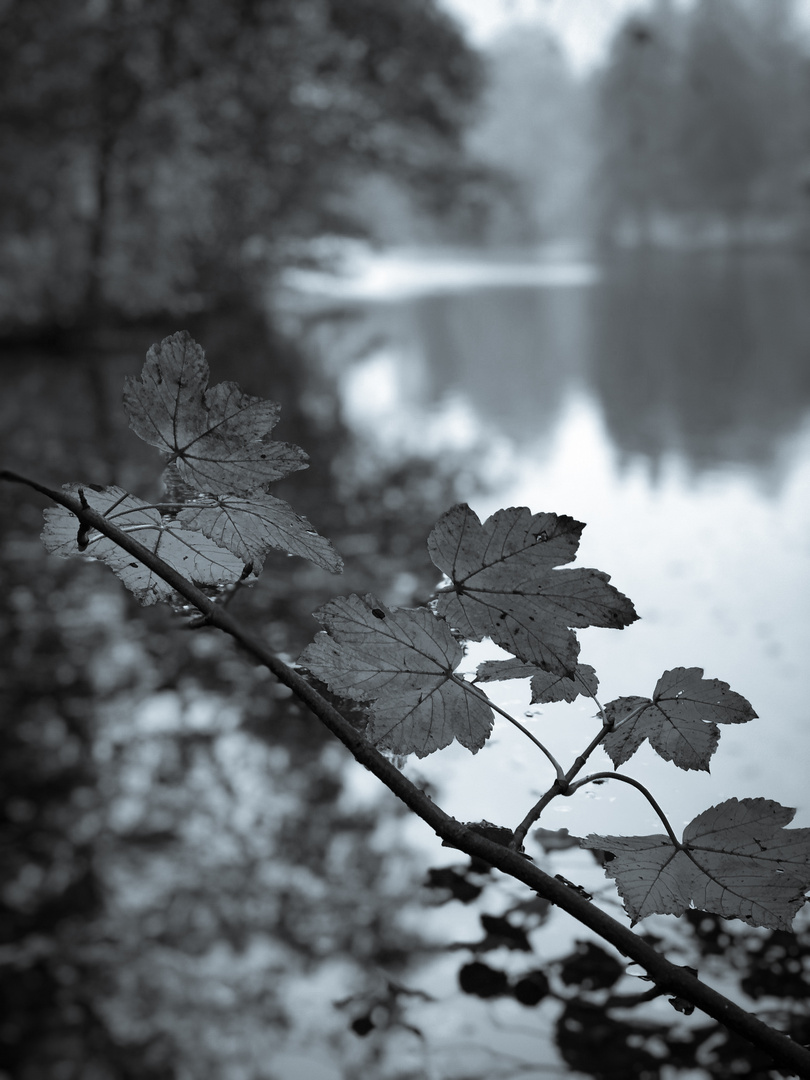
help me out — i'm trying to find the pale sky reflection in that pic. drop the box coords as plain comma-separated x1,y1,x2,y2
440,0,646,69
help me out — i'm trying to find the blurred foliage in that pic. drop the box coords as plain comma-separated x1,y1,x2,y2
460,0,810,249
464,26,594,244
0,310,473,1079
7,0,808,325
434,856,810,1079
0,0,484,326
593,0,810,246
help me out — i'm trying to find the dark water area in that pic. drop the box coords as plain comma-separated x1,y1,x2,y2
591,251,810,473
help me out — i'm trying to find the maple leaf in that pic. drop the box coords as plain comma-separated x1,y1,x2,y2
41,485,246,605
428,504,637,677
602,668,757,772
123,331,308,495
476,658,598,704
299,594,494,757
177,491,343,574
582,798,810,931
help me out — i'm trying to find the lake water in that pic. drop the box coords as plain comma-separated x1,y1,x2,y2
3,247,807,1078
284,245,810,848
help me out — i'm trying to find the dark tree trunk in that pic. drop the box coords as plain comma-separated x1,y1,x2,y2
83,126,116,318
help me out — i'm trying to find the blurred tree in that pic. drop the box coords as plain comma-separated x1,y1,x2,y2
739,0,808,219
465,26,594,244
592,0,810,246
675,0,769,230
0,0,483,326
593,0,684,245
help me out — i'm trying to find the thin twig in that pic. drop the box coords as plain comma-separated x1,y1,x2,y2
566,772,681,847
449,673,565,781
511,700,648,850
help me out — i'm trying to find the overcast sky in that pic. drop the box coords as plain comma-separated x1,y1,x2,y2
441,0,647,69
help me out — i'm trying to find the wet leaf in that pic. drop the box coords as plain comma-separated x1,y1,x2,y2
476,657,598,703
582,798,810,930
669,996,695,1015
123,331,308,494
177,491,342,573
41,485,246,605
428,504,637,677
602,668,757,772
299,594,494,757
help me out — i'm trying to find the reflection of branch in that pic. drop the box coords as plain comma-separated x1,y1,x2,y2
5,467,810,1080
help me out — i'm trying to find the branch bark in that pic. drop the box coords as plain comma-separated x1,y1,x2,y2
4,468,810,1079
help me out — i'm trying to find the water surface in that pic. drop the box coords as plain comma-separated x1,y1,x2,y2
289,246,810,844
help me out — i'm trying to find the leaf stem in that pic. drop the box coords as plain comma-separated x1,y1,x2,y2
510,700,648,850
511,716,609,849
566,772,681,847
449,674,565,781
127,501,214,516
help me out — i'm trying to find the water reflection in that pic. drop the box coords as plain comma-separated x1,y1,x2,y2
4,253,810,1076
593,251,810,475
306,248,810,487
290,246,810,837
